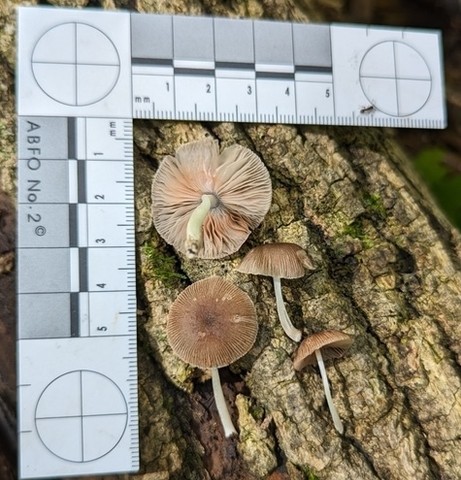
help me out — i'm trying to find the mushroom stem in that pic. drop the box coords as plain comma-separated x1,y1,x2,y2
273,276,302,342
185,194,218,258
211,367,237,438
315,348,344,434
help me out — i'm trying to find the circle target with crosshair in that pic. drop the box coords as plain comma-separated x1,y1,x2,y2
35,370,128,463
359,40,432,117
31,22,120,107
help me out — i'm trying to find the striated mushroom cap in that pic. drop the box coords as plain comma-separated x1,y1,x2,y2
167,276,258,369
151,139,272,259
293,330,353,371
237,242,315,279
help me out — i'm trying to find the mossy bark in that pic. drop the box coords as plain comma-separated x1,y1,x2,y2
1,1,461,480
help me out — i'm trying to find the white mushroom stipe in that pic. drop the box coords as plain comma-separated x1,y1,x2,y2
273,276,302,342
185,194,218,258
315,349,344,434
211,367,237,438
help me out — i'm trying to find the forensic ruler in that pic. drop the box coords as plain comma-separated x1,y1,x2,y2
16,116,138,478
15,5,446,479
17,8,446,128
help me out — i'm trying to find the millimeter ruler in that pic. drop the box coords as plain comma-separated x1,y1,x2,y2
16,116,138,478
15,5,445,479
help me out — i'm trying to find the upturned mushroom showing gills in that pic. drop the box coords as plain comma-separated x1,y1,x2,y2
167,276,258,437
293,330,353,434
237,242,315,342
151,139,272,259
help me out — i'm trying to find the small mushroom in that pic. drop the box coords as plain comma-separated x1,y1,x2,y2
167,276,258,437
151,139,272,259
237,242,315,342
293,330,353,434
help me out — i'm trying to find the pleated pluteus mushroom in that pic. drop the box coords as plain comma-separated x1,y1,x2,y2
167,276,258,437
237,242,315,342
293,330,353,434
151,139,272,259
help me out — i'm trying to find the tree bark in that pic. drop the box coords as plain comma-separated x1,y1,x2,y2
1,1,461,480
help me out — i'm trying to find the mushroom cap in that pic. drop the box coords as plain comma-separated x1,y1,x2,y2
236,242,315,279
167,276,258,369
293,330,353,371
151,139,272,259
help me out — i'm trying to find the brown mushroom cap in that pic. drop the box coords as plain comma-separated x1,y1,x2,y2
237,242,315,279
151,139,272,259
293,330,353,371
167,276,258,369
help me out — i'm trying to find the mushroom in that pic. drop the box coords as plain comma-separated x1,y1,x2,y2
151,139,272,259
167,276,258,437
293,330,353,434
236,242,315,342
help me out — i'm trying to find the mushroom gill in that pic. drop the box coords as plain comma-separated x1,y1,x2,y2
151,139,272,259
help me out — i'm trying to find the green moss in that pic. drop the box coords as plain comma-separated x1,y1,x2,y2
300,465,320,480
342,219,374,249
142,244,185,287
339,193,386,249
249,403,265,422
342,220,363,239
363,192,386,220
362,238,374,249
